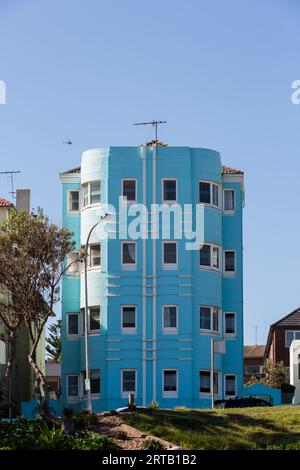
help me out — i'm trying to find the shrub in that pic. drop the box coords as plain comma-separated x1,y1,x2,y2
143,438,165,451
72,409,99,430
148,401,159,410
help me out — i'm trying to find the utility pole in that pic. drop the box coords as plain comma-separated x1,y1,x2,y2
133,120,167,141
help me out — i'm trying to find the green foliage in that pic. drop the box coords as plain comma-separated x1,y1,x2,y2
148,401,159,410
46,320,61,362
246,360,289,389
72,409,99,430
142,438,165,450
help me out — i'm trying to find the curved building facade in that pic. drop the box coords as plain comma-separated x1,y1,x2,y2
60,145,244,411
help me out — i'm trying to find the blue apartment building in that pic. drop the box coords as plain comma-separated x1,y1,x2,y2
59,144,244,411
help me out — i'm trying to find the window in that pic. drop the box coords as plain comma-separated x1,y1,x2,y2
199,244,220,270
122,242,136,267
68,251,80,274
82,181,101,207
285,331,300,348
88,244,101,268
223,189,235,212
245,366,262,375
67,313,79,336
81,307,100,333
163,241,177,267
199,181,220,208
122,306,136,331
224,312,236,335
200,306,220,333
163,179,177,202
68,190,79,212
298,354,300,380
81,369,100,396
122,179,136,203
225,374,236,397
122,370,136,396
199,370,220,395
163,370,178,397
67,375,79,399
224,250,236,273
163,305,178,331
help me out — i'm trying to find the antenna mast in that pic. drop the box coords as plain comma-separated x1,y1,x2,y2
0,171,21,199
133,120,167,141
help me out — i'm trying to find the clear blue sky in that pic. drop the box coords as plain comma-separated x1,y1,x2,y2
0,0,299,345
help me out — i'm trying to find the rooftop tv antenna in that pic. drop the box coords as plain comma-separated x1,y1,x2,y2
133,120,167,141
0,170,21,198
250,325,261,345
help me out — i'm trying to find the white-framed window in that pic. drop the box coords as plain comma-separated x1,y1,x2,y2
200,306,220,334
88,244,101,269
121,241,137,268
82,180,101,207
122,179,137,203
81,369,100,397
68,251,80,274
199,243,220,270
285,331,300,348
121,369,137,397
163,369,178,398
67,313,79,337
224,250,236,274
162,241,178,268
81,306,100,334
67,375,79,400
245,365,263,376
162,305,178,332
162,179,177,203
199,370,220,396
224,312,236,336
199,181,220,208
68,190,80,212
223,189,235,213
121,305,137,333
224,374,236,397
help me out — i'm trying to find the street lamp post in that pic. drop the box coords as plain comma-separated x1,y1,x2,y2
82,213,109,412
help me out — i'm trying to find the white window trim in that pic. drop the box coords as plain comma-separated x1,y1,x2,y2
81,180,101,210
80,370,101,399
162,305,178,333
223,249,236,276
162,241,178,270
162,178,178,203
199,180,220,209
223,188,236,215
121,369,137,398
285,330,300,348
162,368,178,398
224,311,236,337
121,305,137,334
87,243,101,271
67,312,80,339
199,369,221,398
121,178,137,205
199,243,221,272
67,251,80,275
199,305,221,335
80,307,101,335
224,373,237,398
121,241,137,270
67,374,79,402
67,189,80,214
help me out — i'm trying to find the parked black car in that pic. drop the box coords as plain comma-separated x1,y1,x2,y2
215,396,272,409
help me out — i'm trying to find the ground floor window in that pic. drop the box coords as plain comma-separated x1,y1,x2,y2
163,369,178,397
67,375,79,400
225,374,236,397
122,369,137,397
81,369,100,396
199,370,220,395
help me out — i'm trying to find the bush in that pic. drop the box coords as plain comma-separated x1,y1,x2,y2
143,438,165,451
148,401,159,410
72,409,99,430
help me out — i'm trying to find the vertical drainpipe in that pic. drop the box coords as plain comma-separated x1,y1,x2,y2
152,146,157,403
142,146,147,406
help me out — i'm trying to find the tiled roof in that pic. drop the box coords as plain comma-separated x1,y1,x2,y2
143,140,168,147
60,166,81,175
221,165,243,174
265,307,300,358
0,198,13,207
244,345,265,358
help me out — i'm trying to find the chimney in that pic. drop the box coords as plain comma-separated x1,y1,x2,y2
16,189,31,213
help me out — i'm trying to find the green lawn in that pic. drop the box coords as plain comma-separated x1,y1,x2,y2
124,406,300,450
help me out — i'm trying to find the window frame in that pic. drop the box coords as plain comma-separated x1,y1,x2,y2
121,305,137,333
223,188,236,214
80,369,101,398
199,180,220,209
223,250,236,275
162,178,178,203
121,369,137,398
121,241,137,269
200,306,221,334
81,306,100,335
199,369,221,397
121,178,137,204
68,250,80,274
245,365,263,375
199,243,221,271
224,312,236,337
162,305,178,333
67,374,79,401
162,369,178,398
67,312,80,338
162,241,178,269
285,330,300,348
224,374,237,398
68,190,80,213
81,180,101,208
88,243,101,269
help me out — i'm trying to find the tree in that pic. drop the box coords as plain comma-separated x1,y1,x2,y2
0,209,74,414
246,360,289,389
46,320,61,362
